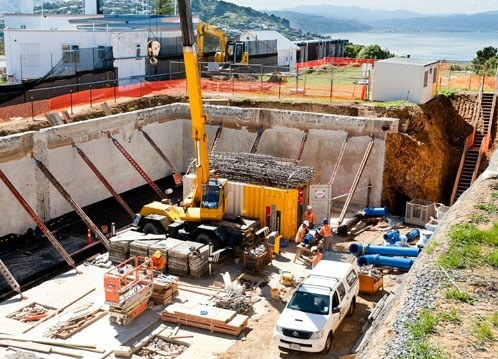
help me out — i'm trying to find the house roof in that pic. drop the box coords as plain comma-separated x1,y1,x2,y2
239,30,300,50
376,57,440,67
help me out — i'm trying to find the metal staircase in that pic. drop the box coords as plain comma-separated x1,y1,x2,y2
451,85,496,205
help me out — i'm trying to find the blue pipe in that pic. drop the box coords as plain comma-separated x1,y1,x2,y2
383,229,400,243
363,207,388,217
349,243,420,257
404,228,420,243
357,254,415,271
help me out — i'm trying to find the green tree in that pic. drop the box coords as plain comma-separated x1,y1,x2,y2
472,46,498,74
156,0,174,15
357,44,394,60
344,44,362,58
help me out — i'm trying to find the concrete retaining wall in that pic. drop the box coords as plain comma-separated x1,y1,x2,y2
0,103,398,235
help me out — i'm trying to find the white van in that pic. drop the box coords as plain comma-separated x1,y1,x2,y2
273,260,359,353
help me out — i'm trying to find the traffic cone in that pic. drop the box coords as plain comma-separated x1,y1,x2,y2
86,229,92,245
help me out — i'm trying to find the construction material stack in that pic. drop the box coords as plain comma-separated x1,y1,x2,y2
151,275,179,305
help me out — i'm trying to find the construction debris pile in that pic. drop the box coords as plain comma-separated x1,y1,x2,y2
135,336,188,358
46,307,107,339
7,303,53,323
207,152,315,189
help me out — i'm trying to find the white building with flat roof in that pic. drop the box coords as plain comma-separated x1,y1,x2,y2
372,57,440,105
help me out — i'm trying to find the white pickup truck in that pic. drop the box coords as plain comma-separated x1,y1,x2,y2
273,259,359,353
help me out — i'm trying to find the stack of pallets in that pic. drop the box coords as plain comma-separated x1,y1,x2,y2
108,240,131,264
167,241,206,277
160,302,248,336
149,238,184,271
151,275,179,305
130,239,160,257
189,245,210,278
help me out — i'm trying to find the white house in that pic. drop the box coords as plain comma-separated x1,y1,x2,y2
372,57,440,105
3,1,188,86
238,30,300,70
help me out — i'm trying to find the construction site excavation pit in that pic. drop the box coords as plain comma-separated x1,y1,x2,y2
0,94,486,359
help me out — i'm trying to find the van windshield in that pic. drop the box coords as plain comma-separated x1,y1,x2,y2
287,291,330,315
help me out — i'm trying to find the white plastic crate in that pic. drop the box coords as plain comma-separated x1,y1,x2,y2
405,199,436,226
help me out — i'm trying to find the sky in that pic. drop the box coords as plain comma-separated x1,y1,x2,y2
226,0,498,15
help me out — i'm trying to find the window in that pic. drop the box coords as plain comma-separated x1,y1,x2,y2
136,44,141,58
62,44,80,63
336,283,346,301
432,67,438,83
346,270,358,288
423,70,428,87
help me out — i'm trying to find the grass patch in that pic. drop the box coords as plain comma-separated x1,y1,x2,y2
407,309,439,338
491,311,498,327
404,309,446,359
425,239,437,254
491,191,498,199
468,214,489,224
439,244,481,268
404,340,446,359
439,88,459,97
374,99,411,108
439,308,461,323
447,223,485,245
443,288,476,304
471,321,494,341
487,250,498,267
439,223,498,268
474,202,498,214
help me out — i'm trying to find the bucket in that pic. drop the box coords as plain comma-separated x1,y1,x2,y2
271,288,280,299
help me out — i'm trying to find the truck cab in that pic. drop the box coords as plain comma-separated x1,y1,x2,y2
273,260,359,353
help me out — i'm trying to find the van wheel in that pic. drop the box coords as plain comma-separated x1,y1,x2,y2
143,222,166,235
322,332,333,353
348,297,356,317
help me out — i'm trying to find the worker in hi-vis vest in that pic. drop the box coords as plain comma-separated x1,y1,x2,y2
302,205,316,228
318,218,333,250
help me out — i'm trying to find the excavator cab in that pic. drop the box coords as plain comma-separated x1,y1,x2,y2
226,41,249,64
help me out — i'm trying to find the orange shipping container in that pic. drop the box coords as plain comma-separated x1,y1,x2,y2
183,175,298,240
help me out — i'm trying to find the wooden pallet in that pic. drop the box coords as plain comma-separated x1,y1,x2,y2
160,303,248,336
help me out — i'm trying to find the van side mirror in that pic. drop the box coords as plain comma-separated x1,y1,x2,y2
332,306,341,314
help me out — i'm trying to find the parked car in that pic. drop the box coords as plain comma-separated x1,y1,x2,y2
273,259,359,353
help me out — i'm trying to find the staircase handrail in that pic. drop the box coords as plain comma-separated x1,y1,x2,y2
472,134,490,183
471,76,484,129
488,68,498,137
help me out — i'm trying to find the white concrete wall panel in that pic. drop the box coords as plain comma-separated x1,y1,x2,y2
0,103,397,236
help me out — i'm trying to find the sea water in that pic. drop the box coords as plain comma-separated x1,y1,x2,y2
326,31,498,62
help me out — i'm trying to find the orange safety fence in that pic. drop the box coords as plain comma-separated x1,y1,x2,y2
296,57,375,69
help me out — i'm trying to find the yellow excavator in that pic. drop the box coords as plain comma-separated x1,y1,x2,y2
132,0,258,251
196,20,249,65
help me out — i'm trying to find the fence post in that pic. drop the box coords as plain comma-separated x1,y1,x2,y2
278,77,282,99
30,97,34,120
330,78,333,102
89,85,93,107
70,89,73,114
114,81,117,102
